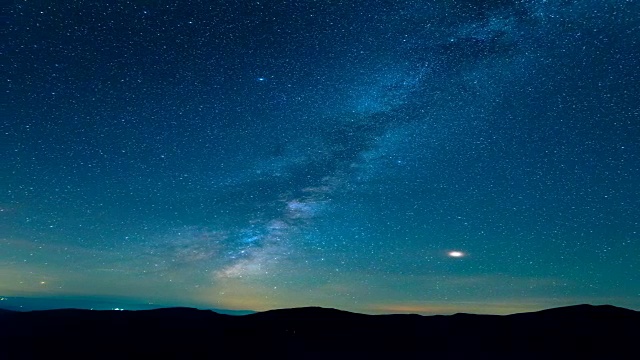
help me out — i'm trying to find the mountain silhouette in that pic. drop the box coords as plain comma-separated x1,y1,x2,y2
0,295,254,314
0,304,637,359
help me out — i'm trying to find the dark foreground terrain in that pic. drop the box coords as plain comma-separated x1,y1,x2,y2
0,304,637,359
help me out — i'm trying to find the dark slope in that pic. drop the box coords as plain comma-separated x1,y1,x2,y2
0,308,16,317
0,304,637,359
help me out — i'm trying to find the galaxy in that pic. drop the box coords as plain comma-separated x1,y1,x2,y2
2,1,639,314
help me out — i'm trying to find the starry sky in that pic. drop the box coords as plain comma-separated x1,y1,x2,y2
2,0,639,315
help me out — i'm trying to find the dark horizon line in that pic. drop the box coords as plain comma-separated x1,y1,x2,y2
1,299,636,317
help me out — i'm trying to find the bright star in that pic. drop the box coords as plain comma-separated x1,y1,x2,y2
448,251,465,258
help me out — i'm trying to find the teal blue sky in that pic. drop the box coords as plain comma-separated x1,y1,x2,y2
2,0,639,314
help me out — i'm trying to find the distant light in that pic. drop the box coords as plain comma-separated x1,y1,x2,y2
448,251,465,258
257,77,266,81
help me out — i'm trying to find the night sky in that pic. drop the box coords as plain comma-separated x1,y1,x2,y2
2,0,639,314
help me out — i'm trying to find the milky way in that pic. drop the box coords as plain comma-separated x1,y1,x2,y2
2,0,639,314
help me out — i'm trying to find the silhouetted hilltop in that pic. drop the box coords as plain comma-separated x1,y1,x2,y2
0,308,15,317
0,295,254,314
0,304,637,359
